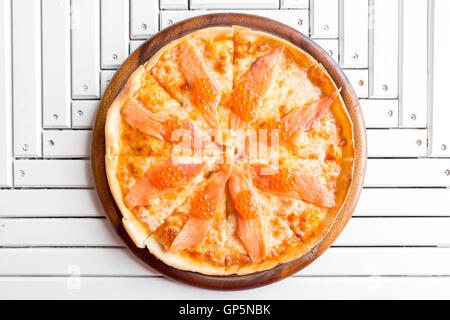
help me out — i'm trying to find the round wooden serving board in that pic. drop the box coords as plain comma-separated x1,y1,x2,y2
92,13,367,290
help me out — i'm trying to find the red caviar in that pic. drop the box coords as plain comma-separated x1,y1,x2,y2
163,119,187,143
230,83,259,122
191,189,218,219
233,190,258,220
192,78,219,110
268,168,298,193
150,165,186,189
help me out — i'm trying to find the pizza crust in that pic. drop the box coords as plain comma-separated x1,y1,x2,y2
105,26,355,276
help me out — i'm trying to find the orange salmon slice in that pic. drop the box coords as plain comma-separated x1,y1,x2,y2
125,160,205,207
251,165,336,208
228,166,267,263
169,166,231,252
168,217,213,253
230,47,284,128
281,91,340,141
122,98,214,151
179,40,221,128
122,98,170,140
256,91,340,149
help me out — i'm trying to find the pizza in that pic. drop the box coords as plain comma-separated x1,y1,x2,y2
105,26,355,275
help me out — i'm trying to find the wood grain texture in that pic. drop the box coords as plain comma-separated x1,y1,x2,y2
91,13,367,290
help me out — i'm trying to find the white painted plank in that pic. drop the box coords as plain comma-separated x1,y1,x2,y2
71,0,100,99
356,188,450,216
71,101,100,129
360,99,398,128
0,0,12,187
369,0,399,98
337,218,450,246
43,131,91,158
129,40,146,55
0,190,102,217
0,248,149,276
160,10,309,35
2,247,450,277
1,276,450,299
160,0,187,10
430,0,450,157
400,0,427,128
311,0,339,39
130,0,159,39
343,69,368,98
190,0,279,9
101,0,129,69
12,0,42,157
365,159,450,187
313,39,338,63
281,0,309,9
42,0,71,128
101,70,116,98
367,129,427,157
0,219,121,247
14,160,94,188
339,0,369,68
301,248,450,276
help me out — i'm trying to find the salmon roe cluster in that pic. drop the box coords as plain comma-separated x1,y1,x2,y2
192,78,219,110
191,189,218,219
268,168,298,193
163,119,187,143
233,190,258,220
150,165,186,189
230,83,259,122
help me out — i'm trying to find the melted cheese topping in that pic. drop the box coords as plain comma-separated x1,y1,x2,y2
115,28,354,270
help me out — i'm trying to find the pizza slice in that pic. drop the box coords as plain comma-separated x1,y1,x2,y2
151,27,234,129
153,166,231,267
115,155,213,234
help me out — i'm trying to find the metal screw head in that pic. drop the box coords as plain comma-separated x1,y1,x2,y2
141,23,147,30
18,170,25,177
445,169,450,176
22,144,29,152
387,110,394,117
327,50,333,56
410,114,417,121
442,144,447,151
53,114,59,120
112,54,118,61
352,53,359,60
416,139,422,146
382,84,388,91
297,19,303,26
323,24,329,31
48,140,55,147
358,79,365,87
82,84,89,92
77,110,83,117
167,19,173,25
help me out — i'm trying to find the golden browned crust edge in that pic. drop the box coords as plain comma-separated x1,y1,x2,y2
104,26,355,276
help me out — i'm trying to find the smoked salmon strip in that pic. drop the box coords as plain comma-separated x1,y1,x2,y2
230,47,284,129
169,165,232,252
281,91,340,141
122,98,212,150
251,165,336,208
179,40,221,128
125,160,205,207
228,166,267,263
257,91,339,149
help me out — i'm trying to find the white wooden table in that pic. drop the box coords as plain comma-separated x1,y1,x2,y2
1,0,450,299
